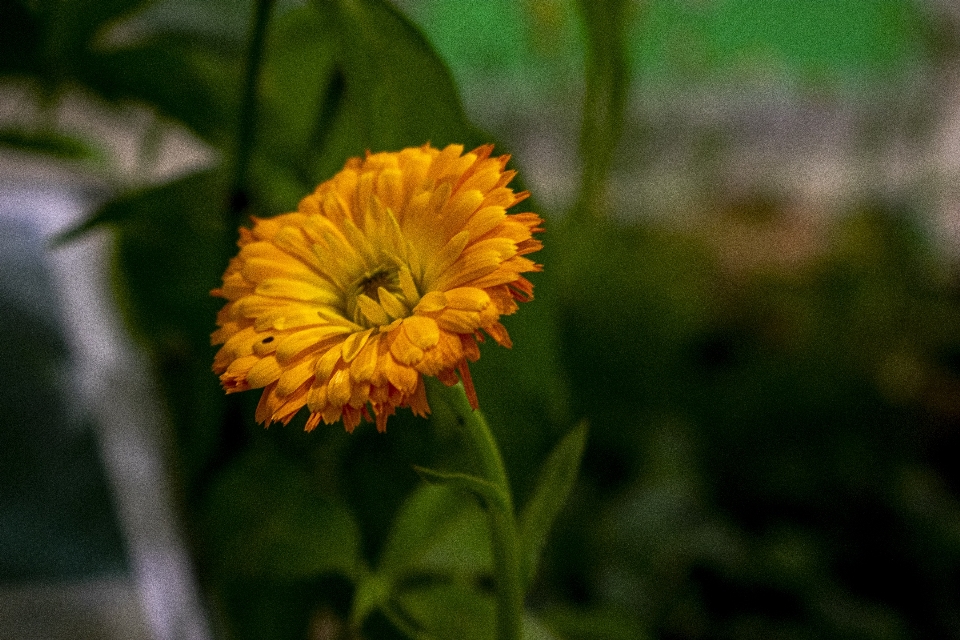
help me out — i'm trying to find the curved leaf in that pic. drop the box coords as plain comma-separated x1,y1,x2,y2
377,483,492,581
519,420,588,587
83,36,238,142
309,0,485,181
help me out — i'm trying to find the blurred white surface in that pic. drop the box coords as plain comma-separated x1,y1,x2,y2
0,173,210,640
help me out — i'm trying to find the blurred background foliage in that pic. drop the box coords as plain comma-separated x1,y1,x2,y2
3,0,960,638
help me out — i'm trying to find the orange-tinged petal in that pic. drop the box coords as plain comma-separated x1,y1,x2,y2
247,356,283,389
390,328,424,365
349,336,380,382
307,382,329,414
276,358,316,397
415,291,447,313
315,345,343,384
383,355,419,393
403,316,440,349
304,412,322,432
444,287,490,312
217,326,259,362
342,328,373,363
437,308,482,333
276,326,351,364
328,369,352,407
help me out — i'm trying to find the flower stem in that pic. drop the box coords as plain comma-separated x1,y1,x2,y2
232,0,276,220
430,380,524,640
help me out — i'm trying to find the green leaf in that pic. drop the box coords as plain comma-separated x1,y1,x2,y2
250,2,337,211
64,169,228,362
0,126,104,161
50,0,150,58
40,0,147,74
83,36,238,142
350,570,392,629
56,169,222,243
113,0,250,50
573,0,632,220
308,0,485,181
392,582,495,640
376,483,492,582
519,420,588,587
202,444,361,580
352,481,494,628
414,466,510,514
389,584,561,640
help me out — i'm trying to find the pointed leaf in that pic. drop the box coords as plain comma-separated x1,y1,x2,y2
83,37,238,142
350,571,392,629
377,483,492,581
389,584,562,640
519,420,589,586
414,465,510,514
250,2,338,211
308,0,485,181
0,126,104,161
391,583,495,640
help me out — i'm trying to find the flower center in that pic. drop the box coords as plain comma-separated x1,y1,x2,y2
345,265,417,328
358,268,399,300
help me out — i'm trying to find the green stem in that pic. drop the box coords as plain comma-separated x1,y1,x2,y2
430,379,524,640
232,0,276,219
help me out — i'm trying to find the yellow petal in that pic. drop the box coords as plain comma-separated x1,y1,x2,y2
307,383,328,411
445,189,484,228
242,257,318,284
398,265,420,306
350,336,380,382
247,356,282,388
276,358,316,397
422,230,469,289
403,316,440,350
436,308,482,333
315,345,343,384
443,287,490,312
255,278,340,305
357,294,391,326
328,369,352,406
342,329,373,363
276,326,351,364
252,333,279,356
466,206,506,240
220,326,259,360
383,355,419,393
415,291,447,313
390,329,424,365
378,286,408,319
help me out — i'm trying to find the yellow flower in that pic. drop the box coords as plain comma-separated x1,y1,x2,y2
212,144,543,433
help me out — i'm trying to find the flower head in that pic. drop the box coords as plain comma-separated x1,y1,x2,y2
212,144,543,433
